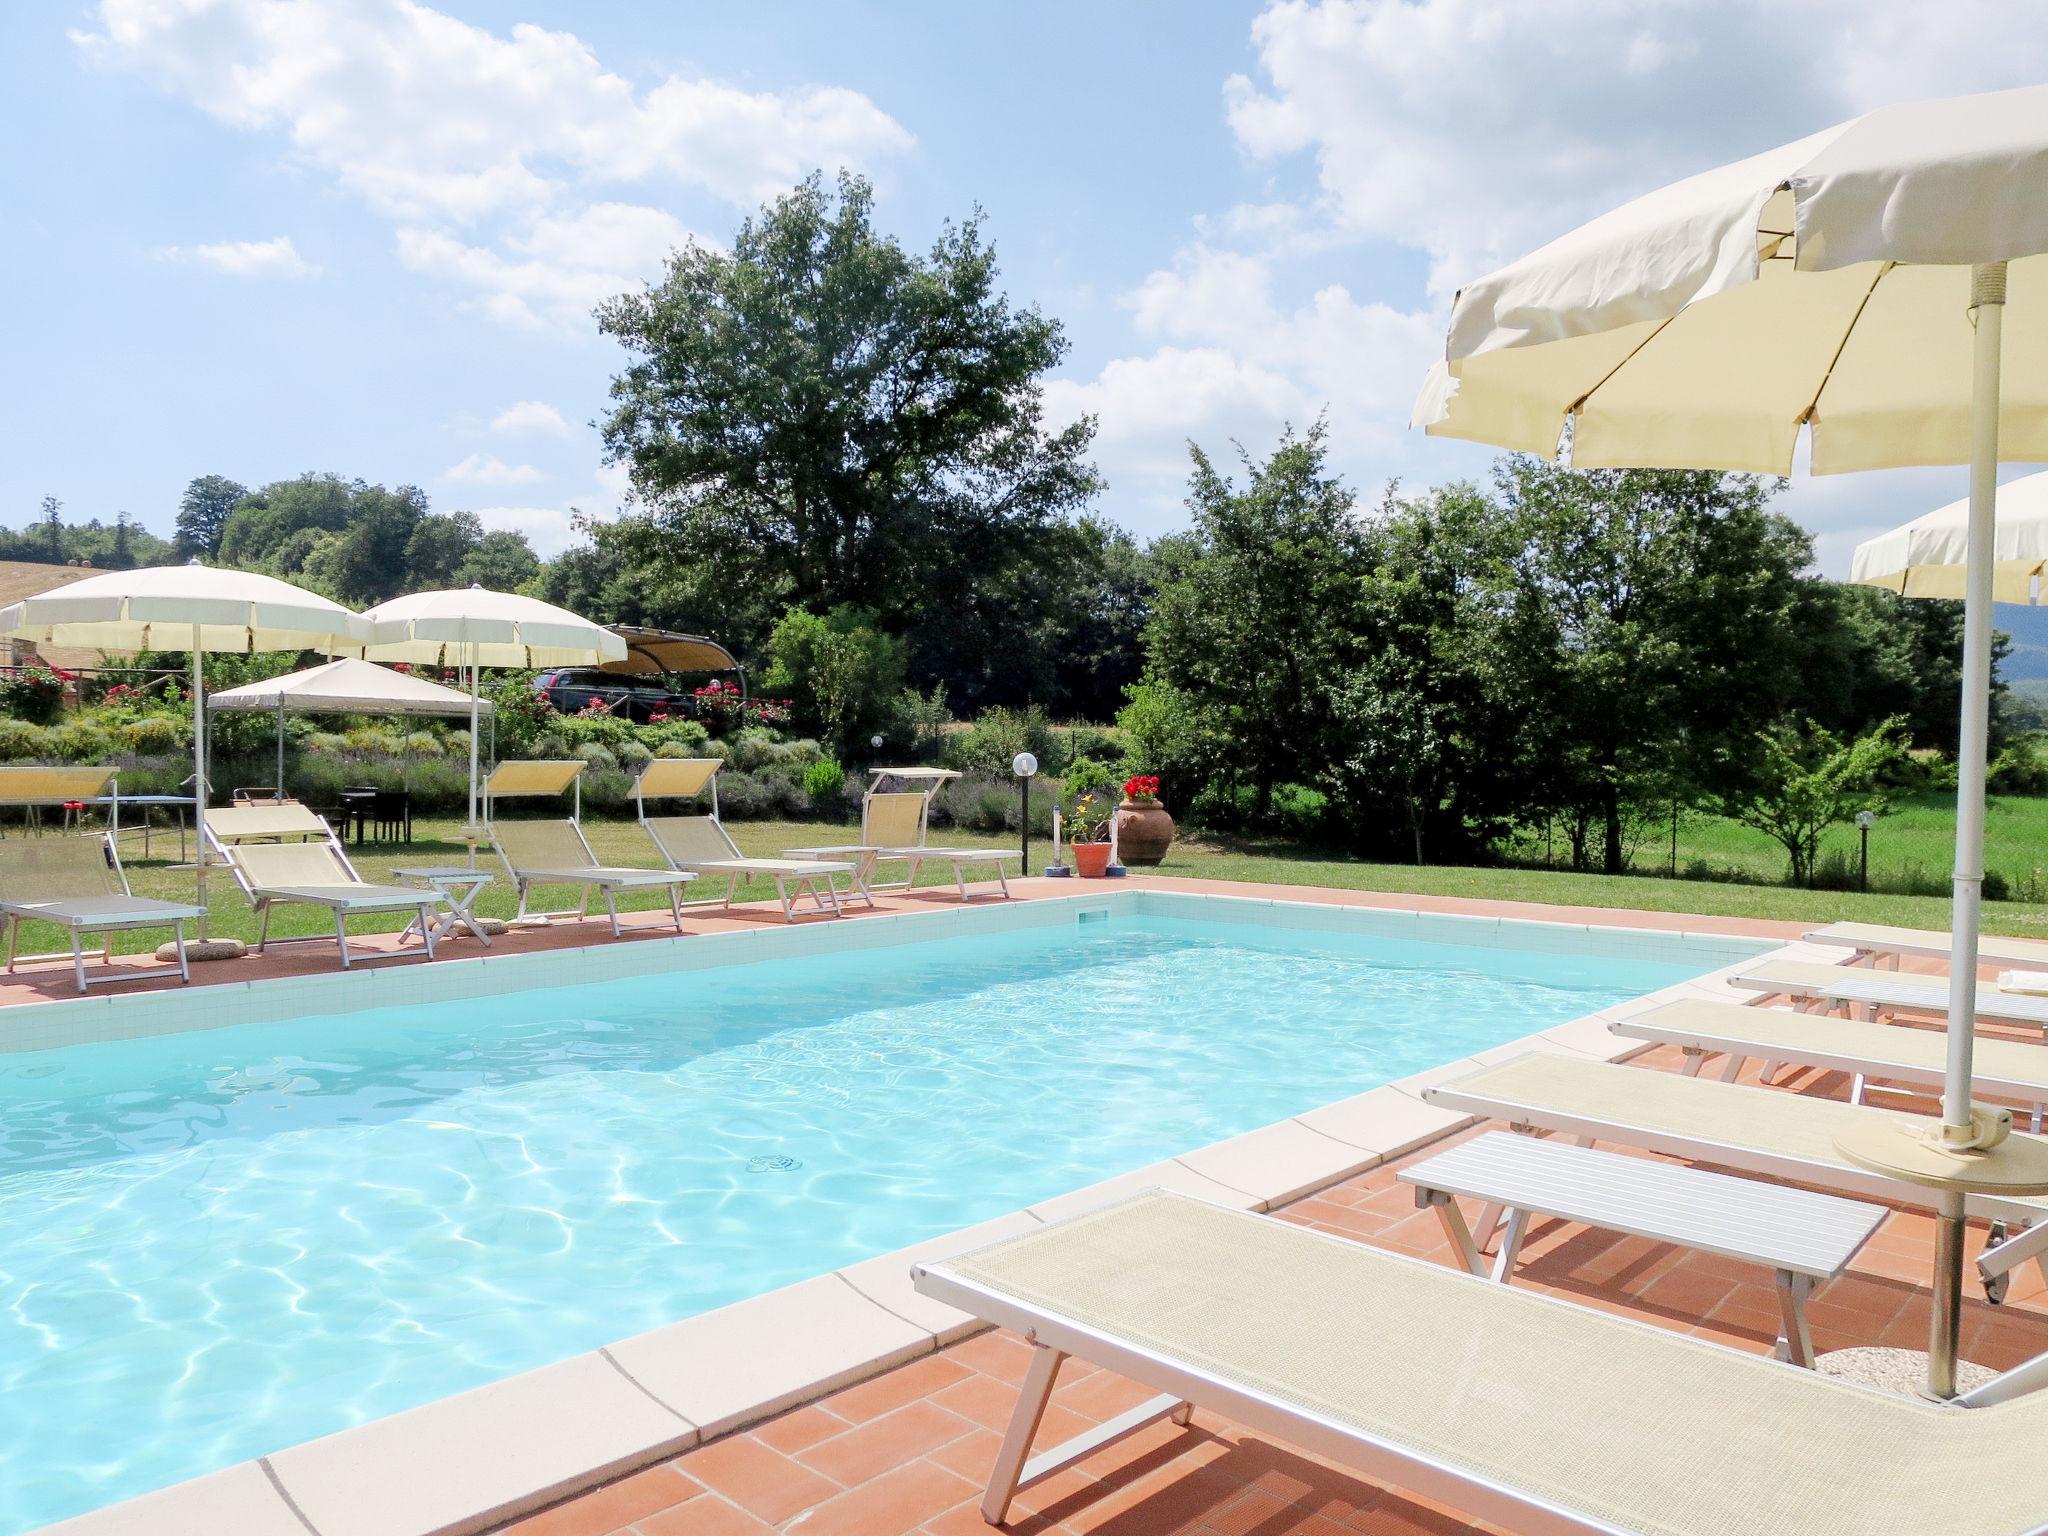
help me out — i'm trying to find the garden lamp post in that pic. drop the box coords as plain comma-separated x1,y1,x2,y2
1013,752,1037,875
1857,809,1877,892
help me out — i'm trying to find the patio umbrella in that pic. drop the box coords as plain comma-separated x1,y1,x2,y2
0,562,370,944
208,656,496,788
345,587,625,839
1854,469,2048,600
1413,83,2048,1397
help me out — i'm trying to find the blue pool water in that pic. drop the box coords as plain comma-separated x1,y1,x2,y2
0,909,1722,1530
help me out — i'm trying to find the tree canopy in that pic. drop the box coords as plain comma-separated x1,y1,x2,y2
595,172,1100,704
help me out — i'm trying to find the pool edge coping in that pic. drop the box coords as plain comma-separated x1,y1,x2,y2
34,889,1798,1536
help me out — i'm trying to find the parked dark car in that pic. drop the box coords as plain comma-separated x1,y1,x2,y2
533,669,701,723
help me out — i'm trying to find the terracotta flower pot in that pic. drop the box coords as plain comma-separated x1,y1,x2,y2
1072,841,1113,878
1114,800,1175,865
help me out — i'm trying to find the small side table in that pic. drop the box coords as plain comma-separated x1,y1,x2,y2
391,866,495,946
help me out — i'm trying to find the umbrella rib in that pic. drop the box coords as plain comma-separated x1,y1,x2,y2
1565,313,1678,420
1793,261,1892,428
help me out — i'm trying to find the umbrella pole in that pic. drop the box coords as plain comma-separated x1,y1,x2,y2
468,644,481,869
1929,261,2007,1398
191,626,210,940
276,700,285,791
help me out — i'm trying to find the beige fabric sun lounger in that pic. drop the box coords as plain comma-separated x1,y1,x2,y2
0,831,206,991
789,773,1015,902
484,760,693,936
206,803,442,969
913,1190,2048,1536
633,759,854,921
1614,997,2048,1125
1806,921,2048,971
1733,957,2048,1033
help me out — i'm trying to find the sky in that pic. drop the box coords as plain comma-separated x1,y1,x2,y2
3,1,2046,574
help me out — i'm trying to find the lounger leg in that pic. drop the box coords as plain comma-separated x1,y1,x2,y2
1489,1207,1531,1284
71,931,87,994
4,915,16,974
1773,1271,1816,1367
1679,1046,1708,1078
172,922,190,983
419,905,438,960
1423,1191,1487,1276
334,909,352,970
256,902,274,954
1850,1072,1868,1106
983,1343,1064,1525
602,888,621,938
996,860,1010,897
1719,1052,1746,1083
1471,1201,1505,1253
669,884,684,931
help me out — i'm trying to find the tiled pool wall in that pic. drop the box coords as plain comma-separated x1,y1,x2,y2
33,890,1789,1536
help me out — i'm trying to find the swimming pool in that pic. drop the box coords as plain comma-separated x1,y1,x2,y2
0,895,1755,1530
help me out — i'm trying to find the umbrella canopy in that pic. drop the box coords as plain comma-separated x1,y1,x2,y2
1853,470,2048,601
349,587,626,668
209,657,496,718
595,625,739,677
1411,83,2048,1398
1414,84,2048,473
350,586,623,835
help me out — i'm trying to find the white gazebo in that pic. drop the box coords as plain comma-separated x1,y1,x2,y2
208,657,495,788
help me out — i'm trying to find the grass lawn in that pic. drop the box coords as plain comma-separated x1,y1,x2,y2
21,810,2048,957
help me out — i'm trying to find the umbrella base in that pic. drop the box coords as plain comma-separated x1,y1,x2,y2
158,938,247,963
1816,1346,1994,1401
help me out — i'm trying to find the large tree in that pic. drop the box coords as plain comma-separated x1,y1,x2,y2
1142,423,1366,819
173,475,248,559
1492,458,1813,873
596,172,1099,686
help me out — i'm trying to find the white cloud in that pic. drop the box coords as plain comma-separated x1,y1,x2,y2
491,400,570,437
470,504,583,556
442,453,543,486
159,234,313,277
1224,0,2048,299
78,0,911,325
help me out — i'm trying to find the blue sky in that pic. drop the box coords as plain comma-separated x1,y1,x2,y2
3,1,2044,571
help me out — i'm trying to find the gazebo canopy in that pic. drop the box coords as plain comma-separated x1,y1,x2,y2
596,625,739,676
209,657,493,718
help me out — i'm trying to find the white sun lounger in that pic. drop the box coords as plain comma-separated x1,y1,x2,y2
1613,997,2048,1126
913,1190,2048,1535
632,759,854,921
206,803,442,969
484,760,693,936
1806,921,2048,972
788,768,1015,903
0,830,206,991
1731,957,2048,1034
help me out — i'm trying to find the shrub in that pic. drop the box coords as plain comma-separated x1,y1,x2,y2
47,720,114,763
1984,869,2013,902
1061,755,1121,800
0,720,48,760
726,726,780,773
715,770,771,818
614,739,654,773
581,767,632,811
643,718,711,755
573,743,619,775
403,731,443,757
949,705,1056,779
1268,783,1329,840
804,756,846,807
343,724,405,756
0,667,70,726
119,716,184,754
761,605,907,753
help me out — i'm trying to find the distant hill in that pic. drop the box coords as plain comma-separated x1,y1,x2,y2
2000,603,2048,683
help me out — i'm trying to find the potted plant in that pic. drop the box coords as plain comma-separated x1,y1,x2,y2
1066,789,1114,877
1114,774,1174,865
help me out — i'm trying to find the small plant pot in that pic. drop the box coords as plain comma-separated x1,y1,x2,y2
1072,841,1113,878
1115,800,1175,865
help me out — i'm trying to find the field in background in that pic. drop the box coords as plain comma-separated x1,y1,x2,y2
13,812,2045,960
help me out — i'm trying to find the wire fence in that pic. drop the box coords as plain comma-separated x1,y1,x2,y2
1501,793,2048,903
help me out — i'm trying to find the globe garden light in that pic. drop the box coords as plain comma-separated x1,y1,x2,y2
1012,753,1038,874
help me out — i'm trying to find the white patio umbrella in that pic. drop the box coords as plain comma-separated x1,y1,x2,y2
209,656,496,788
0,562,370,945
1854,469,2048,600
345,587,625,838
1414,83,2048,1397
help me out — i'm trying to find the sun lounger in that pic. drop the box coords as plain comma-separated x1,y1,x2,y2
1806,921,2048,972
913,1189,2048,1535
484,760,693,936
787,769,1015,902
1731,957,2048,1035
632,759,854,921
205,803,442,969
0,830,206,990
1614,997,2048,1126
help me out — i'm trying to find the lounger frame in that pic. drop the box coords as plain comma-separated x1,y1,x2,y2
0,829,204,992
633,760,852,921
485,761,691,937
